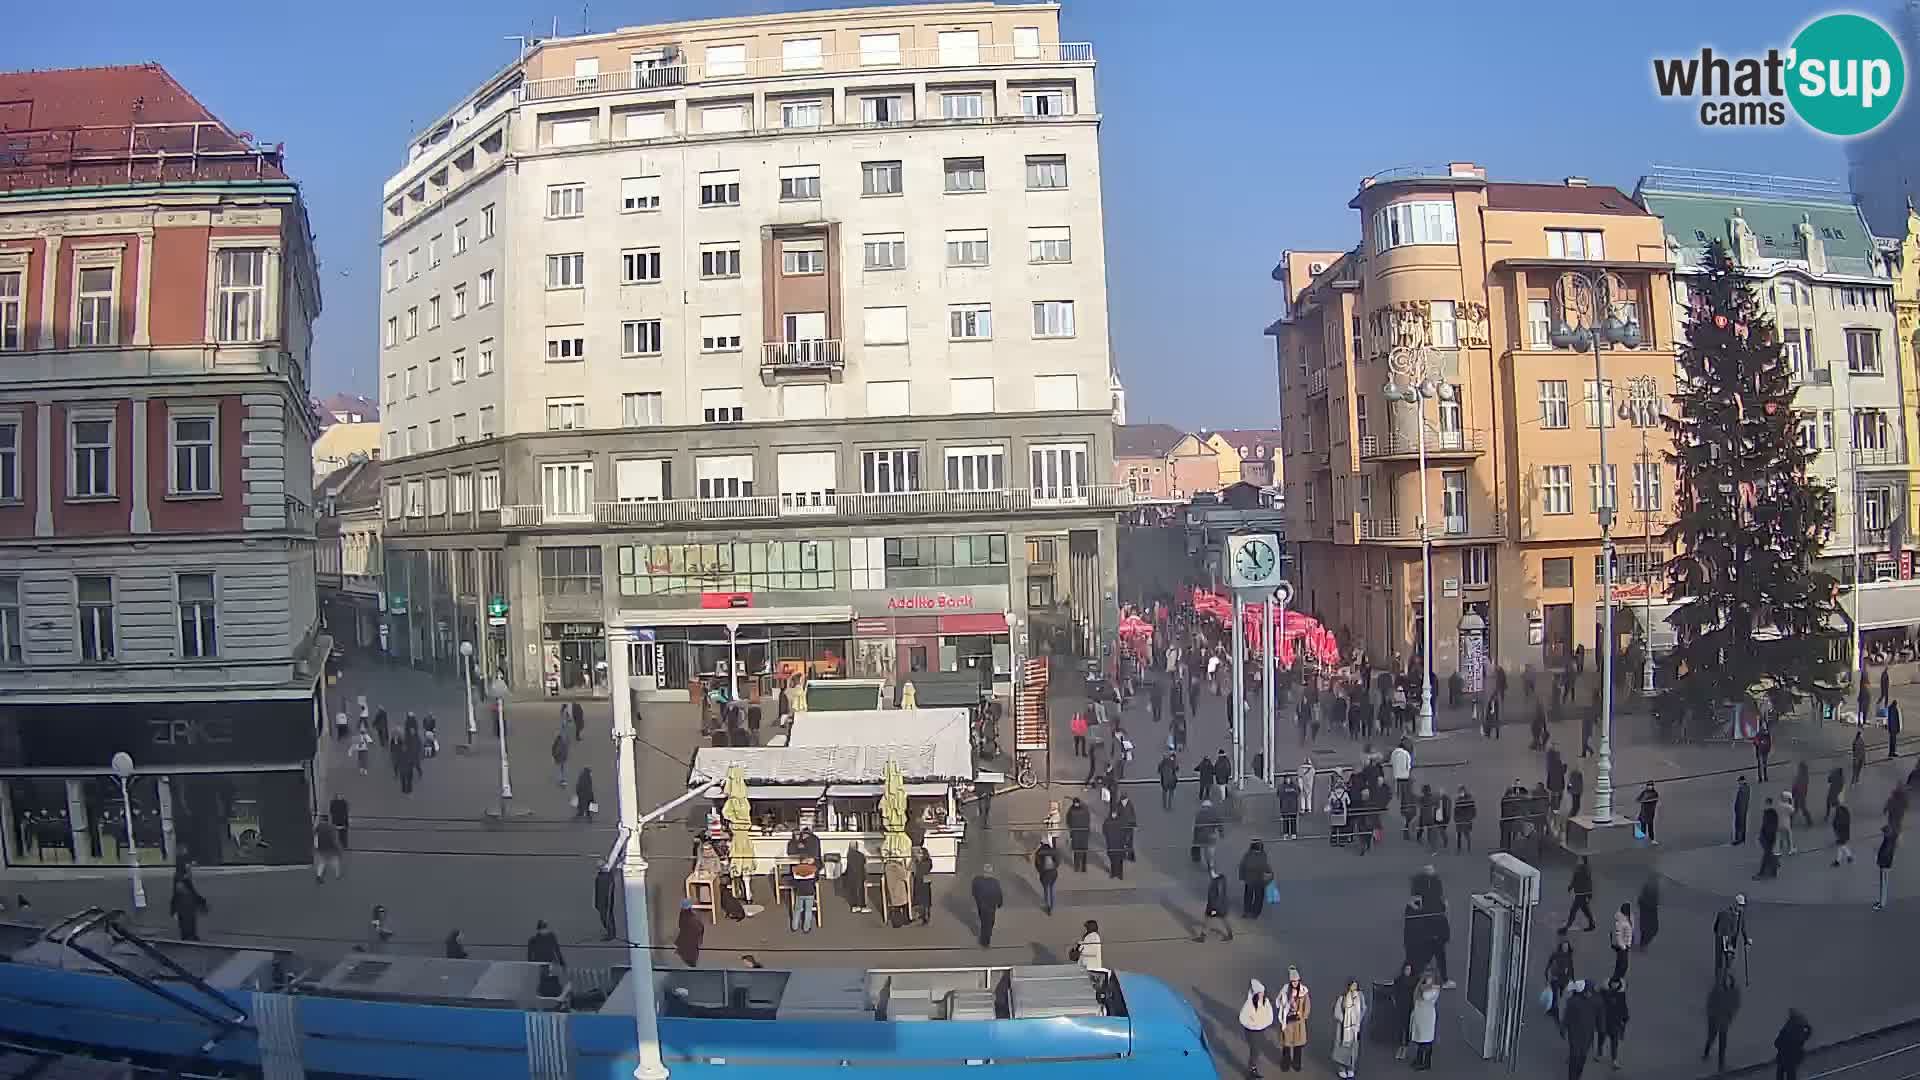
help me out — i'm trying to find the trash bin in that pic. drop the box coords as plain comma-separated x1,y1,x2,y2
1370,980,1401,1047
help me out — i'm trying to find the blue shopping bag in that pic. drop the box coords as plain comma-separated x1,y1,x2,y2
1264,880,1281,906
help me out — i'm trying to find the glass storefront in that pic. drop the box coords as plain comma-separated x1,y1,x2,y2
543,623,608,694
1,770,306,868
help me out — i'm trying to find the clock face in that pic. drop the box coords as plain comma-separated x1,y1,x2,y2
1235,539,1277,582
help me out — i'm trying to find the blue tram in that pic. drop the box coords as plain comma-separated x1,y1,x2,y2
0,910,1217,1079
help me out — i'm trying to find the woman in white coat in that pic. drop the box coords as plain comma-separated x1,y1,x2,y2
1408,974,1441,1071
1329,977,1366,1079
1238,979,1276,1078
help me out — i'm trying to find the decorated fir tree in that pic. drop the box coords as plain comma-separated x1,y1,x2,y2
1659,241,1842,731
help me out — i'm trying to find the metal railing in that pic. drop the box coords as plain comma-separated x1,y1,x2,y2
761,339,843,371
1855,444,1908,468
1790,366,1833,385
498,485,1135,529
1359,428,1486,459
521,41,1094,101
0,120,282,192
1359,510,1505,541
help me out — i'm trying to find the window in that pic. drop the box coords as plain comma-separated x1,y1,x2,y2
70,415,113,497
700,315,743,353
1587,463,1617,512
546,397,588,430
1372,201,1458,251
1627,380,1659,427
702,387,745,424
425,295,441,330
949,304,992,340
853,306,906,347
1030,442,1090,502
705,43,747,77
942,92,985,120
1026,155,1068,189
404,366,418,397
213,249,267,342
385,260,400,292
1033,300,1077,338
780,164,821,200
1541,465,1572,515
863,232,906,270
1632,460,1662,511
542,462,595,521
944,157,986,193
1848,328,1883,373
1583,379,1614,428
546,253,585,289
1014,26,1042,58
1021,89,1068,116
867,381,910,415
76,575,114,661
946,445,1005,491
860,95,905,125
950,377,994,412
482,204,496,239
453,472,474,513
1034,373,1079,410
1864,487,1892,531
0,576,18,663
405,248,420,280
862,160,903,196
621,175,662,213
427,357,442,391
620,391,664,427
1546,229,1604,259
622,320,663,357
1823,410,1835,449
546,329,586,361
1029,225,1072,263
1429,300,1458,348
699,170,741,207
479,270,495,306
778,450,837,512
780,100,823,128
1462,547,1491,588
782,383,828,419
946,228,989,266
1539,380,1569,428
782,37,823,70
574,56,600,89
621,248,662,284
860,33,901,65
782,240,825,275
0,419,15,501
1855,408,1892,451
1527,299,1552,348
451,348,468,384
428,419,444,450
406,427,420,455
75,266,116,346
479,469,501,511
454,218,468,255
547,183,586,219
700,244,742,279
169,411,216,495
861,449,921,494
1542,557,1574,589
428,234,442,268
453,412,469,444
550,117,593,146
478,339,495,375
385,431,400,460
697,455,755,499
450,284,468,320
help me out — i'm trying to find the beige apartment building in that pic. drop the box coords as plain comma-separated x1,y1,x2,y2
374,3,1124,696
1273,163,1678,680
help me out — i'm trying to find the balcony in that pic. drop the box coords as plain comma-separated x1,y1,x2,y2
1359,428,1486,462
761,339,843,379
1791,366,1833,386
1359,511,1505,542
499,485,1135,530
522,64,687,102
1855,444,1908,468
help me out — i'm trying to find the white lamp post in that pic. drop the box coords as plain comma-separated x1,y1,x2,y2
109,751,146,910
460,640,477,746
1383,343,1451,739
488,675,514,814
608,632,670,1080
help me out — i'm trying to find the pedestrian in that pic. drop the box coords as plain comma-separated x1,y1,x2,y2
353,723,372,775
1158,752,1180,810
1713,895,1751,981
789,857,819,933
1074,918,1104,971
1408,973,1439,1071
1238,979,1276,1078
525,918,563,966
1084,734,1105,789
786,824,823,864
571,700,585,742
1832,792,1856,866
170,862,207,941
1704,972,1741,1073
1890,697,1903,759
1546,745,1566,812
1610,902,1632,982
1200,868,1234,941
1213,748,1233,804
1044,799,1063,846
1562,980,1599,1080
1855,727,1869,784
551,728,570,787
1390,740,1414,821
1598,977,1628,1069
334,709,350,744
445,928,469,959
1033,837,1061,915
844,843,870,915
594,865,618,939
1756,798,1781,879
971,863,1003,947
1197,753,1216,804
1392,962,1417,1060
1876,824,1898,911
674,898,704,967
1238,841,1272,917
373,706,389,746
1403,895,1433,977
1297,759,1317,817
1779,790,1797,855
1774,1010,1813,1080
1276,967,1311,1073
1567,766,1585,819
1791,761,1812,828
911,846,935,926
976,780,995,825
1194,798,1223,875
1825,764,1846,823
1102,811,1128,880
1071,709,1089,757
1636,874,1660,950
1580,701,1595,757
367,905,394,952
313,815,343,883
574,766,596,821
1884,666,1894,705
329,793,351,850
1278,775,1301,839
1330,976,1366,1079
1733,775,1751,845
1116,793,1138,862
1455,786,1476,851
1067,797,1092,872
1564,856,1597,932
1636,782,1660,845
1545,929,1575,1027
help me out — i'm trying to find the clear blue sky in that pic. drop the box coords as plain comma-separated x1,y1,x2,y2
2,0,1854,427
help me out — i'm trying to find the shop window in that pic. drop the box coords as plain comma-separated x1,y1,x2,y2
171,771,308,866
540,546,603,597
5,778,76,865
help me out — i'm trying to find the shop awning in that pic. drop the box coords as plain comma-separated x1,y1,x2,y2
1856,581,1920,632
827,782,950,797
614,604,853,629
938,613,1008,634
744,784,828,800
689,708,975,785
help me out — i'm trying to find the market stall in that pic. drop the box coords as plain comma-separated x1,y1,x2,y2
688,708,974,875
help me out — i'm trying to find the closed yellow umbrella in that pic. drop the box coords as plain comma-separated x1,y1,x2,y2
722,765,755,877
880,760,912,860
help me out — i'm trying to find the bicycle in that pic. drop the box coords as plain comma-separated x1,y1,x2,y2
1015,752,1038,789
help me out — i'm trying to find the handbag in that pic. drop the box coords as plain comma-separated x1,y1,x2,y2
1264,880,1281,905
588,801,600,815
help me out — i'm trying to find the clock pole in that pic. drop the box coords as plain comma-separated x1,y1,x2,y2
1231,590,1246,797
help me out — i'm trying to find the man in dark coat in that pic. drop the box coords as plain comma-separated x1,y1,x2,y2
1756,798,1781,879
1774,1010,1813,1079
970,865,1004,947
526,920,565,966
1732,775,1751,845
594,866,618,939
1033,838,1061,915
1101,812,1128,880
1704,974,1741,1073
1158,752,1180,810
1546,746,1567,811
1066,798,1092,872
1196,753,1216,804
329,793,351,850
1562,981,1601,1079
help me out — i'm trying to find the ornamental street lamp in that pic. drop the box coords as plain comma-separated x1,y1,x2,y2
110,751,146,910
1620,374,1661,693
1550,269,1643,826
460,640,478,746
1383,342,1453,739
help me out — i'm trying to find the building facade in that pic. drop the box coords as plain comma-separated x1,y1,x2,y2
1276,163,1678,681
0,65,326,870
375,3,1124,698
316,457,385,656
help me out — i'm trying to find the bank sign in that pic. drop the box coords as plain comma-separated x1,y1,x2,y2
1653,12,1906,136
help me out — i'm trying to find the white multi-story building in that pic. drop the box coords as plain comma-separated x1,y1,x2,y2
376,2,1125,696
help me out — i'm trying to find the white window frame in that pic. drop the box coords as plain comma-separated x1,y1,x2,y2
701,388,746,424
0,416,17,502
451,284,468,320
1527,299,1552,348
1462,547,1491,588
862,160,903,196
478,339,495,375
621,392,665,427
213,248,269,343
1632,460,1662,511
779,100,824,128
1539,380,1569,429
863,233,906,270
621,175,662,212
451,348,468,384
779,164,822,200
623,320,664,356
542,461,595,522
941,92,985,120
1034,374,1079,410
1587,463,1617,512
76,574,115,661
700,315,743,353
782,241,825,275
699,170,742,207
546,329,586,362
782,37,824,71
696,455,755,500
704,44,747,78
1029,226,1072,263
1541,465,1572,515
938,30,980,65
861,448,922,494
1021,89,1068,117
622,247,663,284
547,252,585,290
949,304,992,341
1013,27,1042,58
701,245,742,279
860,33,902,65
863,306,908,346
615,458,670,502
1372,200,1458,251
1429,300,1458,348
1025,154,1068,190
1848,328,1884,374
479,469,502,512
547,183,586,219
1546,229,1605,260
860,95,905,125
69,410,115,498
946,229,989,267
1583,379,1614,428
479,270,495,306
1032,300,1077,338
944,156,986,193
73,259,119,347
167,406,219,496
945,445,1005,491
428,474,449,515
453,472,474,513
866,381,910,416
1030,442,1091,503
546,397,588,431
454,218,468,254
482,204,496,239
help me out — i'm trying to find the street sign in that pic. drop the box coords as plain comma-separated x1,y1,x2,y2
388,592,408,615
487,596,509,618
1270,580,1294,608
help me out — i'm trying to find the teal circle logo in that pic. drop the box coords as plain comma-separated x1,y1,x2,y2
1787,13,1905,137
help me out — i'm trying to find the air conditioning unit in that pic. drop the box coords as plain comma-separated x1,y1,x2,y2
1308,261,1329,276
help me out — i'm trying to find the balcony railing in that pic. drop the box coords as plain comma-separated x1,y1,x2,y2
1359,510,1505,541
761,339,843,373
1791,366,1833,386
500,485,1134,529
1855,444,1908,468
521,41,1094,102
1359,428,1486,461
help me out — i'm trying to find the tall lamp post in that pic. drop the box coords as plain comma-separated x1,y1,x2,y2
460,640,477,747
109,751,147,910
1383,342,1452,739
1550,269,1642,825
1621,374,1661,692
488,674,514,817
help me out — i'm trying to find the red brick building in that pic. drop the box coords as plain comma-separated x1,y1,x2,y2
0,65,327,872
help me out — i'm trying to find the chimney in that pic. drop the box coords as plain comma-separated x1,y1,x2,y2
1564,176,1590,187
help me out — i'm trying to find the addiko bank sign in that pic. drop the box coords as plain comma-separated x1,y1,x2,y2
851,585,1010,617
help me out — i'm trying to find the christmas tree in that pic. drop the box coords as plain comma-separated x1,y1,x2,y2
1659,241,1842,734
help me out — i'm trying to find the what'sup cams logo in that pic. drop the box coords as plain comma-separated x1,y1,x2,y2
1653,12,1906,137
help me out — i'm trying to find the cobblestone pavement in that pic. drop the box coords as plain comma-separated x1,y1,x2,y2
4,661,1915,1079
